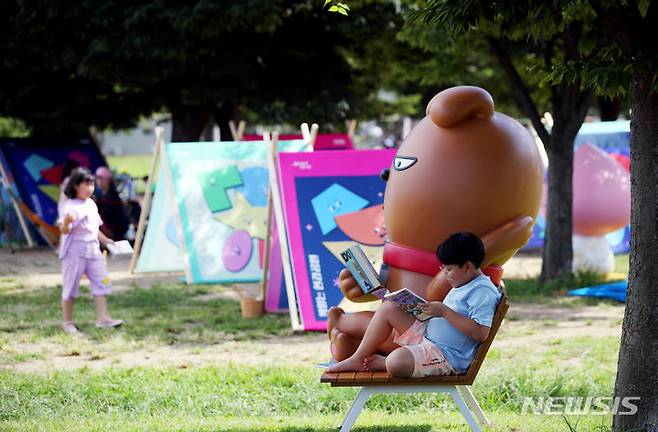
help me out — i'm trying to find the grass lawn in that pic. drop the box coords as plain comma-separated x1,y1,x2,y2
0,272,625,431
106,155,154,195
106,155,153,179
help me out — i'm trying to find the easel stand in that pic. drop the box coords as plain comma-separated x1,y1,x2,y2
129,127,164,273
235,131,280,319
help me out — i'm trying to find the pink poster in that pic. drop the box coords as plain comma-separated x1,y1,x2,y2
243,134,353,151
276,149,395,330
313,134,354,151
265,214,288,313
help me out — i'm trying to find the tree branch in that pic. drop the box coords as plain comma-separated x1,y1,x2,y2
487,36,551,149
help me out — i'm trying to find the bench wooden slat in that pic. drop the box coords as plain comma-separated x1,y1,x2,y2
354,371,374,382
321,295,509,388
370,371,391,383
334,371,357,384
320,372,340,383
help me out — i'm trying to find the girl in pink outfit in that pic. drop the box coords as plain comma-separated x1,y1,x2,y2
59,167,123,334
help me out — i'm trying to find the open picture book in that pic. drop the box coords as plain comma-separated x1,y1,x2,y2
383,288,432,322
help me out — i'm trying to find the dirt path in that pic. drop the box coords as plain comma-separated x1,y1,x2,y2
1,248,623,373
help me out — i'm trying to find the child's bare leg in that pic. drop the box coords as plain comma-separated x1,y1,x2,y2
327,308,373,360
62,299,74,323
94,295,111,322
327,302,415,372
385,347,415,378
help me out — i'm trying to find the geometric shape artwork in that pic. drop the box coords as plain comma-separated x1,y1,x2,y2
68,151,91,168
197,166,243,213
236,166,269,207
223,230,253,272
311,183,369,235
213,191,268,239
275,149,396,330
165,139,310,284
38,184,60,203
23,154,54,182
40,164,64,185
334,204,386,245
0,136,106,233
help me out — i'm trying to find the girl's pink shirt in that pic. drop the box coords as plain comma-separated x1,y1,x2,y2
58,198,103,259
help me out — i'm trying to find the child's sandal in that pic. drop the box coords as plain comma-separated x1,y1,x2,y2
62,321,80,334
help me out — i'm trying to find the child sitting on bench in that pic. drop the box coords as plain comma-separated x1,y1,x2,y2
327,232,501,377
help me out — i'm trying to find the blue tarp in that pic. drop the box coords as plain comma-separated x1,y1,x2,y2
568,280,627,303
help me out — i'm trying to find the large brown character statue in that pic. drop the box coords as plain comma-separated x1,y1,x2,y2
327,86,544,360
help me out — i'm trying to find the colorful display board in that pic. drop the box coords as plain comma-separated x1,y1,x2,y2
133,162,185,274
264,215,289,313
0,137,106,229
163,140,309,284
275,149,395,331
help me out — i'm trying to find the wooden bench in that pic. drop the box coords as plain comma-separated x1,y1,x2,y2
321,295,509,432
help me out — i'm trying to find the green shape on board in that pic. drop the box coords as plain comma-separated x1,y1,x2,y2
197,165,243,212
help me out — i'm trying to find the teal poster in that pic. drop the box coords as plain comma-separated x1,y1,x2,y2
134,162,185,274
165,140,308,284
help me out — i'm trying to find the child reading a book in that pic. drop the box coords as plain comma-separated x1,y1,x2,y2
326,232,501,377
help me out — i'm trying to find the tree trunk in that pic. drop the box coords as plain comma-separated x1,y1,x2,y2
613,66,658,431
540,130,575,281
170,104,211,142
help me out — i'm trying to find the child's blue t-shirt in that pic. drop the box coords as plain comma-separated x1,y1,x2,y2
424,274,501,373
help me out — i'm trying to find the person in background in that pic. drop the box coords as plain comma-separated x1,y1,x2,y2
94,166,130,241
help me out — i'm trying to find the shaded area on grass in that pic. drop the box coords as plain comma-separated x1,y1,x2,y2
0,282,292,351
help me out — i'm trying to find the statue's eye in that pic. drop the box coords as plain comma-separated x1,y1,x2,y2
393,156,417,171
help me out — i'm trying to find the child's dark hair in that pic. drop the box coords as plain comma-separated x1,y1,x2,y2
64,167,94,199
61,159,81,182
437,231,485,268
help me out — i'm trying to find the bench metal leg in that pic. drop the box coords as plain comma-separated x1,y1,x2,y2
340,387,373,432
458,385,490,426
338,385,486,432
449,386,483,432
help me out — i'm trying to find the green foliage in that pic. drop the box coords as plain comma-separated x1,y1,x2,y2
324,0,350,15
2,0,418,135
0,117,29,137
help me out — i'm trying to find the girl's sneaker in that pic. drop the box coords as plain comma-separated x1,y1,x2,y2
95,319,123,329
62,321,80,334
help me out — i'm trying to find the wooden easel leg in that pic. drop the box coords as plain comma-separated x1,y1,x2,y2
340,387,373,432
458,385,490,426
449,386,483,432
